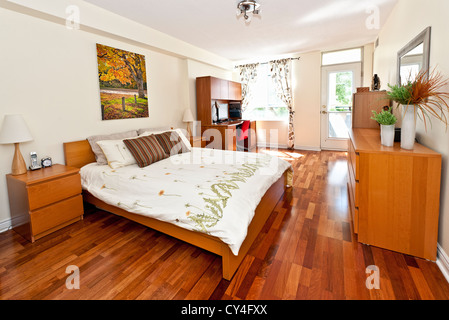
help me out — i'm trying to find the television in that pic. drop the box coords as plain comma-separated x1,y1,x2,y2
213,102,229,122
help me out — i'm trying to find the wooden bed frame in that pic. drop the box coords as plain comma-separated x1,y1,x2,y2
63,140,291,280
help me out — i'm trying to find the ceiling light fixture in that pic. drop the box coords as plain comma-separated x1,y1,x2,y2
236,0,261,23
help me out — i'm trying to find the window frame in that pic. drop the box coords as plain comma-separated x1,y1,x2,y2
321,47,364,67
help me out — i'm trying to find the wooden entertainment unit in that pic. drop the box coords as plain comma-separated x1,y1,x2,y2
196,76,257,151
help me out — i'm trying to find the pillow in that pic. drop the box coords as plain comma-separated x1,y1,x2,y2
153,131,189,156
140,128,192,151
137,126,172,136
96,139,137,169
87,130,138,165
123,135,169,168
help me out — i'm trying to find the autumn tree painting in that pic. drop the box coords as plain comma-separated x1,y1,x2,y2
96,44,149,120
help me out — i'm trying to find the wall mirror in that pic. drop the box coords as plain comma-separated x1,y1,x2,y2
397,27,431,85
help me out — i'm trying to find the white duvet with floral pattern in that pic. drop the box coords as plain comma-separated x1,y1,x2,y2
80,148,292,255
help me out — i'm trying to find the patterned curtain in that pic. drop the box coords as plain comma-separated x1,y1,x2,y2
238,63,259,113
269,59,295,149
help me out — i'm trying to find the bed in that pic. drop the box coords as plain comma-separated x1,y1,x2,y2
63,130,293,280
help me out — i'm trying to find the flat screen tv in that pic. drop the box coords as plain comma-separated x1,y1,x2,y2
213,102,229,122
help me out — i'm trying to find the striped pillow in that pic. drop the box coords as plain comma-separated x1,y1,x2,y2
123,135,169,168
154,131,188,156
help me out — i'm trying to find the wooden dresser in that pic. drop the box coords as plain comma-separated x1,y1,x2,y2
6,164,84,242
348,128,441,261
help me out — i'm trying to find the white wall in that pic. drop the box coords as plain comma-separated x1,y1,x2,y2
293,51,322,150
186,60,233,136
0,6,233,229
373,0,449,256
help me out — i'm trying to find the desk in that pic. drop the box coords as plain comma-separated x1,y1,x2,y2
201,121,257,151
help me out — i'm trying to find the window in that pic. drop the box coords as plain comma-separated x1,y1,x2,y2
322,48,362,66
243,64,289,121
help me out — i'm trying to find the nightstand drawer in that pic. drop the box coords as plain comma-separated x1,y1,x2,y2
30,195,83,236
27,173,82,210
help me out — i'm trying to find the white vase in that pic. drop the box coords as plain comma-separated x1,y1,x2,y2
401,105,416,150
380,124,395,147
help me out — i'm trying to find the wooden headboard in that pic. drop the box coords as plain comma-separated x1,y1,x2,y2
63,140,96,168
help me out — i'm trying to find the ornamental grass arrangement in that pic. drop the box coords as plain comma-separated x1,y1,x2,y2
387,68,449,131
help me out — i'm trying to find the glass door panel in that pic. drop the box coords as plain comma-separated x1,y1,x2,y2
321,63,361,150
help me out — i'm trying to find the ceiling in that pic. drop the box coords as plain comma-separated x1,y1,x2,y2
83,0,398,62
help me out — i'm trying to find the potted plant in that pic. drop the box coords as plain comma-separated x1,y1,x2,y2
386,68,449,149
371,107,397,147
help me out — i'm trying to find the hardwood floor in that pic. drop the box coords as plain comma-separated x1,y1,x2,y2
1,150,449,300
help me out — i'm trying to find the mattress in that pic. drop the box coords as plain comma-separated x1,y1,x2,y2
80,147,292,255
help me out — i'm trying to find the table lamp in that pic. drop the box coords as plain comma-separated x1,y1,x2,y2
183,108,195,138
0,114,33,175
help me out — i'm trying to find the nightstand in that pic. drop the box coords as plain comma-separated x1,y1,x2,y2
6,164,84,242
190,136,206,148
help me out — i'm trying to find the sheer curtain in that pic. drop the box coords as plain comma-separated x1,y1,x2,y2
238,63,259,114
269,59,295,149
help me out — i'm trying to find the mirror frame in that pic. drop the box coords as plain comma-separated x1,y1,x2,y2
397,27,431,85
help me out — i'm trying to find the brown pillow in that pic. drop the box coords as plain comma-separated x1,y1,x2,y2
154,131,188,156
123,135,169,168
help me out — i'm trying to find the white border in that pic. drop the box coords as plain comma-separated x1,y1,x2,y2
0,217,12,234
437,244,449,284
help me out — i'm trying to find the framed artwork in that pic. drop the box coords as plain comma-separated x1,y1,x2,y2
96,43,149,120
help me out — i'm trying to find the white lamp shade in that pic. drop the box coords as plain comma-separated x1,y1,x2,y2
0,114,33,144
183,109,195,123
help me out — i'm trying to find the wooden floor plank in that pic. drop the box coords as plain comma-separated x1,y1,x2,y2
0,149,448,300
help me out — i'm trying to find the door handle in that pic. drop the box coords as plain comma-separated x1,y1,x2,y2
321,111,328,115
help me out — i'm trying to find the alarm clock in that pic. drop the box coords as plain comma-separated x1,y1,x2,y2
41,157,53,168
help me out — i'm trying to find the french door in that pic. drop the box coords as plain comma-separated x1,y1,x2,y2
320,63,361,151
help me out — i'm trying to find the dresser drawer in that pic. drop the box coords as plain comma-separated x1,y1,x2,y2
347,158,359,203
347,181,359,234
27,174,82,210
30,195,83,236
348,139,359,181
353,207,359,234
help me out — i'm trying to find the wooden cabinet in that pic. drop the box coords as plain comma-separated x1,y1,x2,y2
353,91,391,129
6,164,84,242
201,121,257,152
196,76,255,152
196,76,242,126
202,123,238,151
229,81,242,101
348,128,441,261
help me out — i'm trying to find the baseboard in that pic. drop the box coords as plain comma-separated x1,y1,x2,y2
257,143,322,152
0,217,12,234
437,243,449,284
294,146,322,152
320,147,348,152
257,143,288,149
